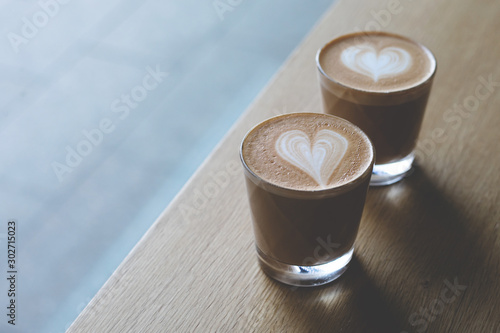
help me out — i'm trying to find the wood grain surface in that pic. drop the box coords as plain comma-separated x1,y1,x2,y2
68,0,500,332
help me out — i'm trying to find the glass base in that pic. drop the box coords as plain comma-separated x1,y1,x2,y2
256,247,353,287
370,153,414,186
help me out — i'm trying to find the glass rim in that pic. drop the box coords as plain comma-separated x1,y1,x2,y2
316,31,437,96
239,112,375,199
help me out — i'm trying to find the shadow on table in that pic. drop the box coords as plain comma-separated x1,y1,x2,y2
359,165,498,331
367,164,497,277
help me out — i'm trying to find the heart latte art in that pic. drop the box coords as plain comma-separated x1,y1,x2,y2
276,129,348,187
340,44,412,82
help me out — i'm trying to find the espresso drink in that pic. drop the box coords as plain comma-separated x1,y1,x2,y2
317,32,436,184
241,113,374,286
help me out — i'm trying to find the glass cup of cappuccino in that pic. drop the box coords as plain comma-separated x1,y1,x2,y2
316,31,437,186
240,113,374,286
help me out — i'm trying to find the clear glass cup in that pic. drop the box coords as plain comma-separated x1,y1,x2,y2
240,113,374,287
316,31,437,186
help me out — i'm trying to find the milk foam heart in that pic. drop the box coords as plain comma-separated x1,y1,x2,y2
276,129,348,187
341,44,412,82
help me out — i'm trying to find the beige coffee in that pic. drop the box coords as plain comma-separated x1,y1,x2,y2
317,32,436,164
241,113,373,191
241,113,374,265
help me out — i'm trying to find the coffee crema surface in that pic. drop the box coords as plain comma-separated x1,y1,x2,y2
241,113,373,191
318,32,435,93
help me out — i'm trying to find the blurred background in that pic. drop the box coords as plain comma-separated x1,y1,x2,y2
0,0,334,332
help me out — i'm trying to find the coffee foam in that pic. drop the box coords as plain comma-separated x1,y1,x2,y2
318,32,436,94
241,113,373,191
341,44,412,82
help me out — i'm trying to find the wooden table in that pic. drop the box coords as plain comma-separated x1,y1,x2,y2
69,0,500,331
